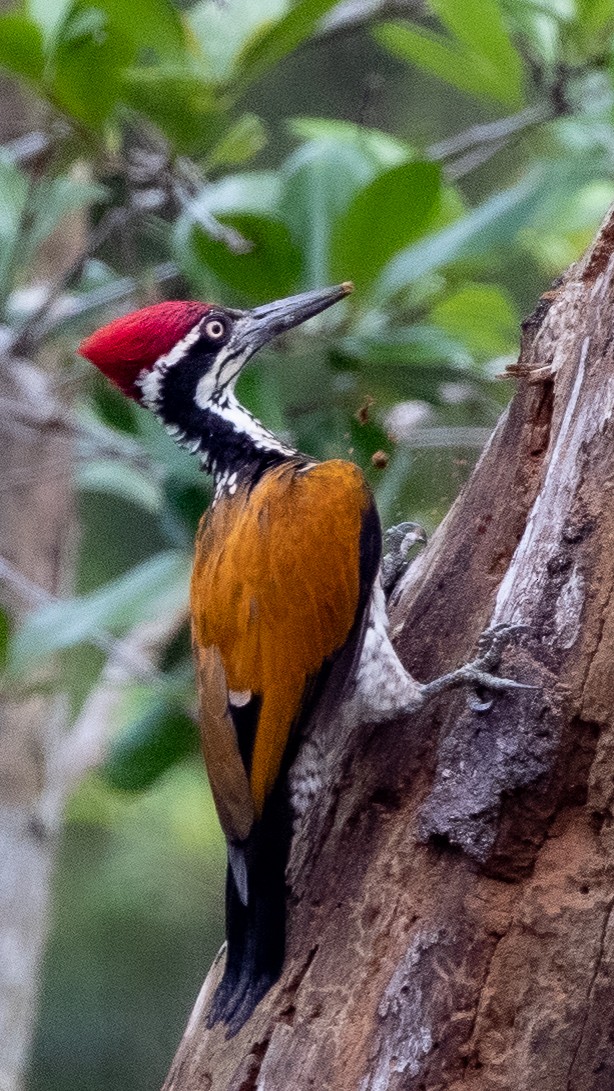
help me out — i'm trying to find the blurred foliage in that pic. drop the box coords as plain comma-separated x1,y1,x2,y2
0,0,613,1088
28,767,225,1091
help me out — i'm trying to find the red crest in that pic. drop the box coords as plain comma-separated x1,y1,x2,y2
79,300,212,400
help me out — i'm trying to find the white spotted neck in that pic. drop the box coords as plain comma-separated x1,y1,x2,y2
138,346,301,497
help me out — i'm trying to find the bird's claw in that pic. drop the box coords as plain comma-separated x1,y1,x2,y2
468,693,496,713
417,623,537,713
461,633,537,713
474,622,528,671
382,521,427,595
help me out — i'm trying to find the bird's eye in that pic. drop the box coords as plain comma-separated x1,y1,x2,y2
204,316,228,341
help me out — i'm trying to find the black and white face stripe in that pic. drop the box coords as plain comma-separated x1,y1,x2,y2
135,311,295,485
137,321,204,413
127,284,352,497
194,344,250,407
137,313,258,415
208,392,292,457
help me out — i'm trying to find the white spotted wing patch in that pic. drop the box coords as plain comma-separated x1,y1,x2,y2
228,689,252,707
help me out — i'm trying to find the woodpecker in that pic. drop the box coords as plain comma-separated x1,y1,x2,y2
80,284,527,1036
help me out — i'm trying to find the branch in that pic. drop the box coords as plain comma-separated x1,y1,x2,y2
0,130,51,164
0,351,163,474
5,124,250,360
10,206,135,356
427,103,553,161
0,555,164,679
42,261,180,341
57,607,187,791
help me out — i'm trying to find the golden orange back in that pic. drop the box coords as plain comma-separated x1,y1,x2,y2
191,459,374,822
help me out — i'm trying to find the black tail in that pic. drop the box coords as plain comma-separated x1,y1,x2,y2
207,785,291,1036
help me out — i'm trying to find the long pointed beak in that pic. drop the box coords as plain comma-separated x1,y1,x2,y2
238,282,353,351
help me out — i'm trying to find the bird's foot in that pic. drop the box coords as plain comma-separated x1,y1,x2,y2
474,622,528,671
381,521,427,596
417,623,535,712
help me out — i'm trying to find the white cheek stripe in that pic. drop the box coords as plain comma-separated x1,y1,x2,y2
211,393,292,455
138,366,163,410
136,321,203,410
193,344,250,410
160,322,203,367
135,318,296,465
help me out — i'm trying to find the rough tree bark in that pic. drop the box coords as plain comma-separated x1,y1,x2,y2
0,62,79,1091
163,206,614,1091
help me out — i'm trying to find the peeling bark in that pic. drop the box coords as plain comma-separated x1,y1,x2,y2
163,206,614,1091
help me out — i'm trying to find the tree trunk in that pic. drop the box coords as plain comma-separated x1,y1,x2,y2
0,364,75,1091
163,205,614,1091
0,67,79,1090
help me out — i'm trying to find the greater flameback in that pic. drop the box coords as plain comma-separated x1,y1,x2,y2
80,284,528,1035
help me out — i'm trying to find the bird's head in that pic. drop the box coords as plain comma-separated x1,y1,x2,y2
79,284,353,438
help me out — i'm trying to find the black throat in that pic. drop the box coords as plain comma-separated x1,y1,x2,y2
193,399,297,488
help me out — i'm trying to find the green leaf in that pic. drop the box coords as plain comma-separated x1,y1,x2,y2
281,140,376,287
236,0,342,87
288,117,415,170
331,161,442,290
237,359,288,437
132,411,205,488
375,170,549,300
45,0,187,127
50,6,131,127
576,0,613,33
102,697,198,792
375,21,523,107
206,113,267,172
26,0,74,46
430,0,524,97
0,13,45,82
431,283,518,357
93,0,185,60
189,212,302,304
61,6,106,42
165,480,212,538
185,171,282,221
188,0,288,84
123,68,221,154
76,460,164,513
339,324,472,368
10,551,190,672
348,413,394,478
90,372,141,435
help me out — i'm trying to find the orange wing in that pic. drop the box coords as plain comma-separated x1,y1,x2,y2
193,641,255,843
190,459,377,824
